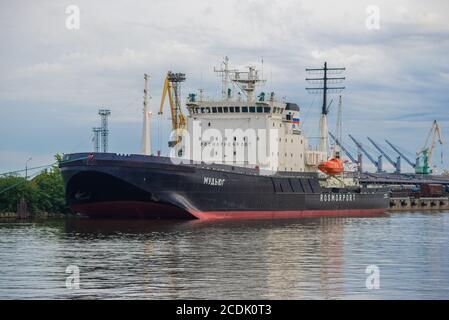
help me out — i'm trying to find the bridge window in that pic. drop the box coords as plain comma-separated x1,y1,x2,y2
264,107,270,113
212,107,217,113
229,107,235,113
249,106,256,113
242,106,248,112
235,107,240,112
224,107,229,113
257,106,263,113
218,107,223,113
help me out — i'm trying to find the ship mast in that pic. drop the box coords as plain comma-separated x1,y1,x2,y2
214,56,237,100
231,67,266,104
214,57,266,104
306,62,345,156
333,95,343,158
141,73,152,155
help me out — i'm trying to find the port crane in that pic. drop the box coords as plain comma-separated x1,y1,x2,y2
367,137,401,174
159,71,187,148
329,132,362,172
416,120,443,174
385,140,417,170
349,135,383,173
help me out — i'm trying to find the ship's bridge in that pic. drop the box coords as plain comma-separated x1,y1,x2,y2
186,98,287,118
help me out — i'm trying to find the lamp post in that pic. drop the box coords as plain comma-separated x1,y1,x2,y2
25,157,32,180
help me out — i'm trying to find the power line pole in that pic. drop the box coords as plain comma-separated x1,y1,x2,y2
25,157,32,180
306,62,345,155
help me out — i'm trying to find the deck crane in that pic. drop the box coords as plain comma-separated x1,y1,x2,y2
329,132,363,173
367,137,401,174
385,140,417,170
416,120,443,174
159,71,187,148
348,135,383,173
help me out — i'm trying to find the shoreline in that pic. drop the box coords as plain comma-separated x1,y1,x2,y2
0,212,80,219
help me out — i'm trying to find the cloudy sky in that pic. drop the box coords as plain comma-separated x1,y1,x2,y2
1,0,448,174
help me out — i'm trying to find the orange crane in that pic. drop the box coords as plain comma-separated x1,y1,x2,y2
159,71,187,147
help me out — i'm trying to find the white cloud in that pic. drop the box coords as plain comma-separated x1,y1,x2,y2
0,0,448,172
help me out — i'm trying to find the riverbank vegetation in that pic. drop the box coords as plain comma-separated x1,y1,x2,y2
0,157,70,215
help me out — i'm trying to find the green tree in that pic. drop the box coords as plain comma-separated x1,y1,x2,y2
32,162,70,214
0,154,70,214
0,175,38,212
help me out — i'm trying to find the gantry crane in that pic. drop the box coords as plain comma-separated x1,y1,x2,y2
416,120,443,174
349,135,383,173
367,137,401,174
159,71,187,148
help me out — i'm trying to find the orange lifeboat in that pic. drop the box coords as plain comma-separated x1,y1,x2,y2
318,158,344,175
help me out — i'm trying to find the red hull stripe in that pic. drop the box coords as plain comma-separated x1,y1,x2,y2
71,201,386,220
188,209,386,220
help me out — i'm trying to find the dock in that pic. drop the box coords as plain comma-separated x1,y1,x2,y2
389,197,449,211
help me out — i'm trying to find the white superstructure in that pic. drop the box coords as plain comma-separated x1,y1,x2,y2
176,57,327,173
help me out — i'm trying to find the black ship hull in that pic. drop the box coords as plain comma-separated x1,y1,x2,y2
60,153,389,220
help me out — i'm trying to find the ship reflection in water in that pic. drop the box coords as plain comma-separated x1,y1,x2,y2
1,212,449,299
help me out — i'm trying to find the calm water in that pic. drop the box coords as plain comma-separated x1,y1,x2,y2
1,212,449,299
